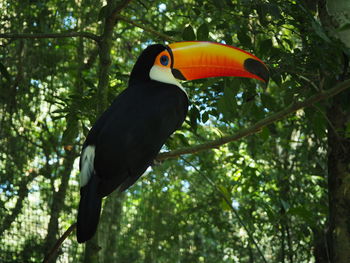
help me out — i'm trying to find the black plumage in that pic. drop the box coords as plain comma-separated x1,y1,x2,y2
77,45,188,243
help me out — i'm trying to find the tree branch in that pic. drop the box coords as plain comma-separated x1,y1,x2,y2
115,14,176,42
42,223,77,263
110,0,133,21
156,79,350,161
0,32,101,42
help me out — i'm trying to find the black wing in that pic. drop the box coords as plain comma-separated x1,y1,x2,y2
86,82,188,196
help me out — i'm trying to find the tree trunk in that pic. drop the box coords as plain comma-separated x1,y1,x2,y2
327,89,350,262
99,191,124,263
313,228,329,263
318,1,350,262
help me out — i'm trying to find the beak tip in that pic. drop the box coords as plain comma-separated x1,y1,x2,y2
244,58,269,84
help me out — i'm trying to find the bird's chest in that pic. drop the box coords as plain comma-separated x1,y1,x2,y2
131,85,188,127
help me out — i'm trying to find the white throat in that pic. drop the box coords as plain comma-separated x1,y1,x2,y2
149,65,187,95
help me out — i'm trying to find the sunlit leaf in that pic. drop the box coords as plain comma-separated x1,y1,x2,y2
197,23,209,41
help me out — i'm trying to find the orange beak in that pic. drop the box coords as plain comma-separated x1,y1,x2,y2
167,41,269,83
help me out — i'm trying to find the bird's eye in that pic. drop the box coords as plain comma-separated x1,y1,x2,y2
160,55,169,66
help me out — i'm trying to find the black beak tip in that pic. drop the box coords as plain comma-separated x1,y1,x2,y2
244,58,269,85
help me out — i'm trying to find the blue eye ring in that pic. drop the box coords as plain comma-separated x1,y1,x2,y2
160,55,169,66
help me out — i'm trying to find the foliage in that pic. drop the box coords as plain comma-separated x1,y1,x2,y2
0,0,350,263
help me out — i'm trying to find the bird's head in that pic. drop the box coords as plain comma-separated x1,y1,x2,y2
130,41,269,88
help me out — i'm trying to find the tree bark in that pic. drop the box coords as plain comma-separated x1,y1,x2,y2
327,88,350,263
99,191,124,263
318,1,350,262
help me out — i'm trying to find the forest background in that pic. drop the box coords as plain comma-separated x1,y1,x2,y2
1,0,350,262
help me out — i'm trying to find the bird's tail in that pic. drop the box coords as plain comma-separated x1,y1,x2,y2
76,174,102,243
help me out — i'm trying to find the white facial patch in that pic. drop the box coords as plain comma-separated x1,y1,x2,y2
149,65,187,95
79,145,95,187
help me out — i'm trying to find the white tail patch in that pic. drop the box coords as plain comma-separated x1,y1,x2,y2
80,145,95,187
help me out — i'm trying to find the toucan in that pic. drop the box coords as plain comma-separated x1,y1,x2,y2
76,41,269,243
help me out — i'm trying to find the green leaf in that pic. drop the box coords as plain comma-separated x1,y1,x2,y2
237,29,251,47
51,108,67,114
217,81,238,121
197,23,209,41
176,133,190,146
189,105,200,130
312,111,326,139
224,84,236,105
0,62,11,82
217,97,228,119
312,20,331,43
228,78,241,95
212,0,226,9
281,199,290,212
182,25,196,41
268,4,281,19
256,4,268,26
201,111,209,123
98,5,108,21
62,119,78,145
346,122,350,138
263,204,277,222
223,34,233,45
259,126,270,141
218,184,232,201
62,112,80,145
288,206,315,225
280,199,290,211
260,39,273,54
305,108,326,139
220,199,231,211
283,38,294,50
164,30,180,37
337,23,350,32
343,47,350,57
260,93,278,111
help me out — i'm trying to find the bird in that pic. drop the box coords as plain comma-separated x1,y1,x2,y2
76,41,269,243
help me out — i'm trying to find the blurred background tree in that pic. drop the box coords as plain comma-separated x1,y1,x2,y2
1,0,350,262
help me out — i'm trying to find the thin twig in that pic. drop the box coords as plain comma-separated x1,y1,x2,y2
299,75,320,91
42,223,77,263
116,14,176,42
0,32,101,42
156,79,350,161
